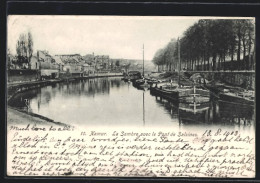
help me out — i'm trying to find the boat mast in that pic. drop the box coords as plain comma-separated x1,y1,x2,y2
143,44,145,125
178,37,181,87
143,44,144,77
143,91,145,126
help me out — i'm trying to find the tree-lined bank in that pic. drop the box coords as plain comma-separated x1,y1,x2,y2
152,19,255,72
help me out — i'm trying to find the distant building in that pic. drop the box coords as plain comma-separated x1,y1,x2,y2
38,50,53,63
30,56,39,70
53,56,64,72
82,54,95,64
82,63,95,76
55,54,81,64
94,55,110,70
63,63,83,77
37,50,59,79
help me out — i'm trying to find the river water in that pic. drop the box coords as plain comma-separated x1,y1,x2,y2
8,77,255,131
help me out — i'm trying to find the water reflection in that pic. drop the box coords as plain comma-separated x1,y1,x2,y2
58,79,112,97
8,77,254,128
151,93,254,127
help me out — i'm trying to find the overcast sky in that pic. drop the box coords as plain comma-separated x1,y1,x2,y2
8,16,251,60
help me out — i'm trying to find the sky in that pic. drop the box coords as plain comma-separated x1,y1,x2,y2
7,16,252,60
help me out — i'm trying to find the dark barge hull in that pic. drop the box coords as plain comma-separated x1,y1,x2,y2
150,87,179,101
132,80,144,87
219,93,254,106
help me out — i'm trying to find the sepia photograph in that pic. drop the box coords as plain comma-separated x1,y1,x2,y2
6,15,256,178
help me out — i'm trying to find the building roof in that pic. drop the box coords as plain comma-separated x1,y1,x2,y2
38,50,52,59
95,55,109,59
55,54,81,57
53,56,63,64
82,54,94,62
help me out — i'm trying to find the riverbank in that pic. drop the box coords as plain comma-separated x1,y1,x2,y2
7,107,67,126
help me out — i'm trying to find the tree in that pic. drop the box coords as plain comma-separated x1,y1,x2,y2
152,48,166,72
16,32,34,69
115,60,120,67
152,19,255,72
27,31,33,69
165,39,177,71
16,33,27,57
243,19,255,69
235,20,243,64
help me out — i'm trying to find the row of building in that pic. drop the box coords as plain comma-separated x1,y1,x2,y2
8,51,124,80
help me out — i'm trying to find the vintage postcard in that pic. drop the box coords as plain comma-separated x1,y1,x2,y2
6,15,255,178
